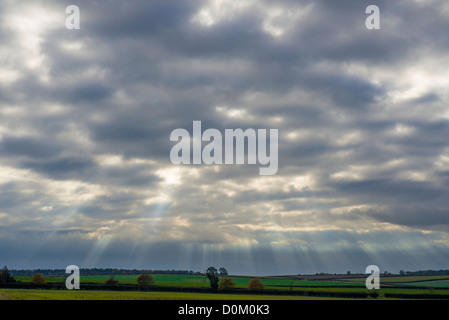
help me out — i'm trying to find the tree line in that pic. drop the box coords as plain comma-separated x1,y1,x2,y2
398,269,449,276
9,268,206,276
205,266,264,291
2,264,266,291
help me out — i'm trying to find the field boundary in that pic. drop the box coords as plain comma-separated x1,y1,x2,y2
384,292,449,299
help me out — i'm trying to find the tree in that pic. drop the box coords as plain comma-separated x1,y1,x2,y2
206,267,219,291
347,270,351,275
218,277,235,290
31,273,47,285
218,267,228,276
137,274,155,286
105,276,119,285
248,278,264,291
0,266,15,283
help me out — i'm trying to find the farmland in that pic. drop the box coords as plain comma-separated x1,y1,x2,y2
0,288,337,300
1,273,449,300
340,275,449,283
13,274,364,288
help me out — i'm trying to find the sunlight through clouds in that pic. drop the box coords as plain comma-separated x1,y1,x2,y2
2,3,63,81
0,0,449,274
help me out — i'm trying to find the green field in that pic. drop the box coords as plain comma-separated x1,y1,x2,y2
14,274,364,288
5,273,449,300
341,275,449,283
0,289,337,300
396,280,449,288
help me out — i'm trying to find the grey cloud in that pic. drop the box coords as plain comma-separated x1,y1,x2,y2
21,157,94,179
366,206,449,230
0,136,62,159
1,0,449,273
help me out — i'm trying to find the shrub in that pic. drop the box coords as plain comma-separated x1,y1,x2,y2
218,277,236,290
248,278,265,291
105,276,119,285
137,274,155,286
31,273,47,285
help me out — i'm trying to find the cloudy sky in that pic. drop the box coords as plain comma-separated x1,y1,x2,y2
1,0,449,275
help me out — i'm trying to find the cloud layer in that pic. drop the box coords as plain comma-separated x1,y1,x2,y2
1,0,449,274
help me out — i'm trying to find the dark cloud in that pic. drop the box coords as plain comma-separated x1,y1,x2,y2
21,157,94,179
0,136,62,159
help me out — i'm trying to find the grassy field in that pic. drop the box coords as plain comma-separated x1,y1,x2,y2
0,289,337,300
14,274,364,288
340,275,449,283
6,273,449,300
396,280,449,288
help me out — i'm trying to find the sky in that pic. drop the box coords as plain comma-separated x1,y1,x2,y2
1,0,449,276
